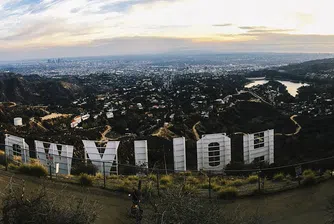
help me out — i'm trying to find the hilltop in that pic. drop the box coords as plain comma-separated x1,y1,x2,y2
0,73,83,105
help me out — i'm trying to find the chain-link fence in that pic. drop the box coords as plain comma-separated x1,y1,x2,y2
1,144,333,199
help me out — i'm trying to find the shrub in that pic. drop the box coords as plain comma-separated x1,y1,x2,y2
148,173,157,181
218,187,238,199
179,171,192,176
247,175,258,184
107,174,119,180
324,170,332,179
200,183,210,189
95,173,103,179
186,176,200,185
113,180,134,193
71,163,98,176
142,181,155,197
8,163,18,170
17,164,48,178
302,174,316,186
286,174,293,180
160,175,173,185
211,183,222,192
79,173,93,186
212,177,226,185
127,175,139,181
0,151,6,166
273,173,285,182
303,169,315,176
1,185,98,224
182,184,199,195
226,179,244,187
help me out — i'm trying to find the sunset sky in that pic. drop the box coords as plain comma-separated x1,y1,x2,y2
1,0,334,60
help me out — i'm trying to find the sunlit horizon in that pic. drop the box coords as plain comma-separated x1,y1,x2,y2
1,0,334,60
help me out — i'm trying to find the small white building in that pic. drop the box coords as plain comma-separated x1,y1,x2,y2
14,117,23,126
82,114,90,121
106,112,114,119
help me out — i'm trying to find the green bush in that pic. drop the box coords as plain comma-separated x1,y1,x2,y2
107,174,119,180
273,173,285,182
95,173,103,179
0,152,6,166
324,170,332,179
186,176,200,185
17,164,48,178
112,179,135,193
148,173,157,181
218,187,238,199
211,183,222,192
142,181,155,196
303,169,315,176
71,163,98,176
200,183,210,189
179,171,192,176
286,174,293,180
302,173,316,186
127,175,139,181
160,175,173,185
182,184,199,195
212,177,226,185
8,163,19,170
226,179,244,187
247,175,258,184
79,173,93,186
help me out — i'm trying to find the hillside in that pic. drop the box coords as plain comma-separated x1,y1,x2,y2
246,57,334,82
0,73,83,105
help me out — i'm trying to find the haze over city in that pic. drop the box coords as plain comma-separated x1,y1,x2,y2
1,0,334,61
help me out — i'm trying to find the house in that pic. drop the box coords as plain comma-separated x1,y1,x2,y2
106,112,114,119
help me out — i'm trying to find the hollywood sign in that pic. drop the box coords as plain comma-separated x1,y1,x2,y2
3,129,274,175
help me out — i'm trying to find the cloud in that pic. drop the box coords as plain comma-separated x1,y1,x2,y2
212,24,233,27
1,0,334,59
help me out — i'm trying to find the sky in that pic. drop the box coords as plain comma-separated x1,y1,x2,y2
1,0,334,60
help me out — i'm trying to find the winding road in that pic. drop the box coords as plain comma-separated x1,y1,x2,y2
100,125,112,141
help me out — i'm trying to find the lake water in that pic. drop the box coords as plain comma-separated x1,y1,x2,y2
245,79,309,97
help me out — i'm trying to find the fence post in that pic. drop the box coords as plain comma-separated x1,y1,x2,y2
5,152,8,171
208,172,212,199
257,170,261,193
49,165,52,180
156,170,160,197
103,162,106,189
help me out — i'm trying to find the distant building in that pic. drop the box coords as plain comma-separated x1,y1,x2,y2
14,117,23,126
106,112,114,119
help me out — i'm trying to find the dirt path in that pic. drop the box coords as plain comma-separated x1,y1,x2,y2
100,125,112,141
2,170,334,224
192,121,201,140
275,115,302,137
7,102,16,108
228,179,334,224
29,118,48,131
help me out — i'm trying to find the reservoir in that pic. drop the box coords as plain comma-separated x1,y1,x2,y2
245,79,309,97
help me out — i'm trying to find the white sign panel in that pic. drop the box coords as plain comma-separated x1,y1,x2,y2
197,133,231,172
173,137,186,171
82,140,120,175
35,140,74,175
134,140,148,168
5,134,30,163
243,129,274,164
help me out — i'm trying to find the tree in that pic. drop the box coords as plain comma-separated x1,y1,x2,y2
142,185,263,224
0,182,98,224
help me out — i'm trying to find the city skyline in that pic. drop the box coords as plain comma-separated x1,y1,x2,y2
1,0,334,60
